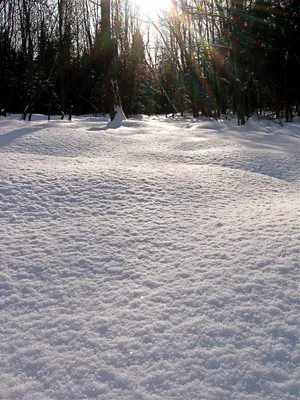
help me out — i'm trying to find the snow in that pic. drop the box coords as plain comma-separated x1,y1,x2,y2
0,114,299,400
105,106,127,129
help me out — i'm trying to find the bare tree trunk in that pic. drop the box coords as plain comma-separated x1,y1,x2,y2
100,0,123,120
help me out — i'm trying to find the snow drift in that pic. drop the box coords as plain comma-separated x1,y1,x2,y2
0,115,299,400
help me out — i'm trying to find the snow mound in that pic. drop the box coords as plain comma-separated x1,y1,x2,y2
105,106,126,129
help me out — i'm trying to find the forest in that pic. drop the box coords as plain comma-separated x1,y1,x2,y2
0,0,299,124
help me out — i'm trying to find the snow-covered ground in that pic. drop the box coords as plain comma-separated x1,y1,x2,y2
0,114,299,400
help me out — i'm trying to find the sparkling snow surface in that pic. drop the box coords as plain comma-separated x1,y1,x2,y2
0,115,299,400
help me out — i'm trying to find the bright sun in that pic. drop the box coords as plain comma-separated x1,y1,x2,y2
133,0,172,19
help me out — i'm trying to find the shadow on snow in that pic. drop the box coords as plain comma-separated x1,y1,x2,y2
0,127,44,148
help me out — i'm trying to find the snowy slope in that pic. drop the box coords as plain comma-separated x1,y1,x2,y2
0,115,299,400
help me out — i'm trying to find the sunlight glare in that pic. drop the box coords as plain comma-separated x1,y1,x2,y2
133,0,172,20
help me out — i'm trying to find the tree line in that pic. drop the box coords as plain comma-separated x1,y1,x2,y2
0,0,299,124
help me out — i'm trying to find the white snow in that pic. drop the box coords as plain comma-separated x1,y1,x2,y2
105,106,127,129
0,114,299,400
